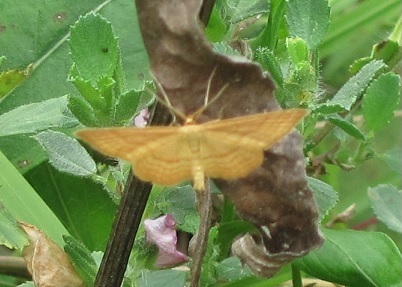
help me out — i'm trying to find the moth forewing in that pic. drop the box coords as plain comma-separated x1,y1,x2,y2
202,108,308,148
76,108,309,187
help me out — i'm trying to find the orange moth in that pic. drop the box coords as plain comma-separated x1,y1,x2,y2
76,74,308,190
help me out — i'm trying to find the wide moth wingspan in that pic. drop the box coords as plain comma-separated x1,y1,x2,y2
76,108,308,186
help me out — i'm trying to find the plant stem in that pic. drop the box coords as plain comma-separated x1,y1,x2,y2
0,256,31,279
291,264,303,287
94,103,171,287
190,179,212,287
93,175,152,287
251,0,286,50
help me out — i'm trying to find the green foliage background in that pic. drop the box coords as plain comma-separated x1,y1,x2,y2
0,0,401,286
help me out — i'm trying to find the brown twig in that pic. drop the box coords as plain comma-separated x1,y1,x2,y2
190,179,212,287
0,256,31,279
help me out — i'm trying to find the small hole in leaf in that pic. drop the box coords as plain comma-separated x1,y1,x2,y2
53,12,68,23
18,159,30,168
102,47,109,53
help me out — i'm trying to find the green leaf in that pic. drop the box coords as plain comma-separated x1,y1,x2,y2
216,257,253,281
0,0,148,172
160,186,199,233
24,162,116,251
69,69,123,126
295,228,402,287
217,270,291,287
320,0,402,86
0,96,78,137
68,94,98,127
221,0,269,24
68,68,106,110
205,7,227,42
285,0,330,49
95,76,116,112
254,47,283,86
362,73,401,132
286,37,309,65
368,184,402,233
252,0,286,50
216,220,257,261
372,39,402,68
0,150,68,245
0,0,147,114
327,116,366,141
137,270,186,287
114,89,141,124
0,66,31,100
69,13,119,86
0,135,47,174
0,204,29,251
380,148,402,175
213,43,242,57
288,61,316,91
34,130,96,177
63,235,98,286
350,40,402,74
315,60,386,113
307,177,338,222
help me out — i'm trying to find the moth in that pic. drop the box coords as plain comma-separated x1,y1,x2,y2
76,76,308,190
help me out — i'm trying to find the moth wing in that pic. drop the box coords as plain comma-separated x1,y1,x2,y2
133,133,195,186
199,109,307,179
203,109,307,149
198,133,264,179
76,127,194,185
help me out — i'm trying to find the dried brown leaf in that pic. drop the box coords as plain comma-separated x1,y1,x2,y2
136,0,323,277
20,222,84,287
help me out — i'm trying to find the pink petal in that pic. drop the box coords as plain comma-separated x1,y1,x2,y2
134,108,149,127
144,214,188,267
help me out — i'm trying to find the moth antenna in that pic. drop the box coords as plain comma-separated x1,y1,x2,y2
150,72,188,122
143,85,176,124
192,66,229,121
204,66,218,107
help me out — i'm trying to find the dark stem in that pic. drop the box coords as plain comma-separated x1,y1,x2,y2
291,264,303,287
93,177,152,287
94,103,171,287
199,0,215,26
94,2,215,286
0,256,31,279
190,179,212,287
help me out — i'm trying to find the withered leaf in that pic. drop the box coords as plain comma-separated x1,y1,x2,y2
20,222,84,287
136,0,323,278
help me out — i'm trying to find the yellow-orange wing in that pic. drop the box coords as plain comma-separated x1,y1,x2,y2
76,126,196,186
197,108,308,179
76,108,308,186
